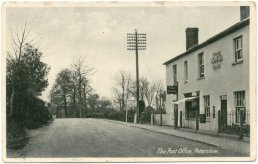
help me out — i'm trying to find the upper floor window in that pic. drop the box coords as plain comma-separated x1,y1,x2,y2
184,61,188,82
234,36,243,62
198,53,204,78
173,64,177,85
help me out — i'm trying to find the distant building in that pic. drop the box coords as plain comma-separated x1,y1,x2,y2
163,7,250,133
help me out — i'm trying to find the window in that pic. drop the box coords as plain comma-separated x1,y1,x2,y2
185,98,199,120
198,53,204,78
204,95,210,120
234,91,246,123
234,36,243,62
184,61,188,82
173,64,177,85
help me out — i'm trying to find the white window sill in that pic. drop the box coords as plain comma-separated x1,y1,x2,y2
197,77,205,80
232,59,243,66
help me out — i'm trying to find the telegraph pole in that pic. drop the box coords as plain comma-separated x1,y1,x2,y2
127,29,146,122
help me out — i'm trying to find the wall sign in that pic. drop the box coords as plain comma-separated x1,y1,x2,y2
167,85,177,94
211,51,223,70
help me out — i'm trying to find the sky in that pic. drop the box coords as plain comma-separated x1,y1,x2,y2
5,4,241,102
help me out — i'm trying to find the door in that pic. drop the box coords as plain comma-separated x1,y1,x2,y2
174,104,178,129
220,96,227,131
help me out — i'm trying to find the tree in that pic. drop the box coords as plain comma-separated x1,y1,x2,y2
112,70,133,111
131,77,149,101
8,21,32,116
71,57,95,117
154,80,166,113
144,82,156,106
99,97,112,109
50,69,73,117
87,93,99,110
7,43,50,117
6,20,52,147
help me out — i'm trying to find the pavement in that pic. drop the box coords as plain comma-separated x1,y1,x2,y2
105,119,251,156
6,118,248,159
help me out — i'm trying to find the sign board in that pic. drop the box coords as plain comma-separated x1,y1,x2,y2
167,85,177,94
211,51,223,70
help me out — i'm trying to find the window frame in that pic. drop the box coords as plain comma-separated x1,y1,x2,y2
184,60,188,83
198,52,205,79
203,95,210,121
233,35,243,63
173,64,177,85
234,91,246,123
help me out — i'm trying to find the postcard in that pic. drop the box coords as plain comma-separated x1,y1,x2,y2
2,1,256,162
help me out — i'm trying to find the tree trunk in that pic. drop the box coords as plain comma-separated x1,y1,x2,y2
78,78,82,118
63,93,67,118
83,84,87,118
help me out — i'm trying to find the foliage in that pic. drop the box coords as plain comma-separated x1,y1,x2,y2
223,124,250,136
50,58,98,118
6,43,52,149
50,69,73,117
7,43,50,117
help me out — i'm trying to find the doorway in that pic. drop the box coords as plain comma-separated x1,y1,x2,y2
220,95,227,131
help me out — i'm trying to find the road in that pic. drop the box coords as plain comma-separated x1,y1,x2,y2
10,118,245,157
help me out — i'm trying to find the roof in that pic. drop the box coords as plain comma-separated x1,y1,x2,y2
163,18,250,65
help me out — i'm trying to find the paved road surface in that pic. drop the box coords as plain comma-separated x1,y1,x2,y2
11,118,246,157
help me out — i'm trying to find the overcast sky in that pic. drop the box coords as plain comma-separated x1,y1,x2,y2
6,4,241,102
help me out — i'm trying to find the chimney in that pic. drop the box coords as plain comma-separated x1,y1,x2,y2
240,6,250,21
185,28,199,50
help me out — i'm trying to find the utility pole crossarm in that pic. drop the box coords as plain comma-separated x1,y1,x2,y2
127,32,146,51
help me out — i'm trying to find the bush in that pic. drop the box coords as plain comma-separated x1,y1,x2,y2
25,98,53,129
87,113,105,118
223,124,250,136
106,111,126,121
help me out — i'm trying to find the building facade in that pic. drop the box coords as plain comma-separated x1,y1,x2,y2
163,7,250,133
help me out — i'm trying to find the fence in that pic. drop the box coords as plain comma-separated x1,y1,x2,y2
219,110,250,136
151,110,250,138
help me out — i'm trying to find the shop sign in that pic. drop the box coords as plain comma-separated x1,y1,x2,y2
167,85,177,94
211,51,223,70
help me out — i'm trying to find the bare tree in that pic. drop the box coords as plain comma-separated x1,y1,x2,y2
112,87,122,110
8,21,30,116
82,78,93,117
130,77,149,104
144,82,156,107
154,80,166,112
112,70,133,111
71,57,95,117
7,19,43,116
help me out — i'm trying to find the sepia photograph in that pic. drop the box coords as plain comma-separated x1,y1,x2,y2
2,1,256,162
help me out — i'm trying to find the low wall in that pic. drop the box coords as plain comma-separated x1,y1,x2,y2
151,113,235,134
153,114,174,126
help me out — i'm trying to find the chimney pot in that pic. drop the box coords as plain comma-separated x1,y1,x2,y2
185,27,199,50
